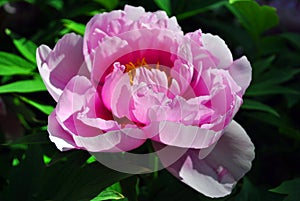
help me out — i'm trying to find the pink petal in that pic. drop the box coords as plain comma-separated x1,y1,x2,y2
72,128,146,152
202,33,233,69
84,5,182,62
56,75,93,123
147,96,213,126
124,5,146,20
160,120,255,198
146,121,222,149
228,56,252,95
91,27,184,86
48,110,77,151
101,63,131,116
91,36,130,85
36,33,89,102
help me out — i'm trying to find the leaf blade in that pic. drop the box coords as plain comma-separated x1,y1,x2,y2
0,76,46,94
0,51,35,76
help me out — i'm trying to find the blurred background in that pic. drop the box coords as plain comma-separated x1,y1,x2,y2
0,0,300,200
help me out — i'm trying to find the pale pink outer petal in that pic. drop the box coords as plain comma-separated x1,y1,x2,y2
146,121,223,149
72,128,146,152
186,30,251,96
228,56,252,95
159,120,255,198
202,33,233,69
48,110,77,151
36,33,89,102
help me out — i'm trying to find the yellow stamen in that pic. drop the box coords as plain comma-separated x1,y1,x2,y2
125,58,156,85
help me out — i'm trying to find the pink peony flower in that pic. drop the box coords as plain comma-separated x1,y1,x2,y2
37,5,254,198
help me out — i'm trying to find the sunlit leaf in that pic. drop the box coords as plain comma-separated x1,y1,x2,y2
6,29,37,64
242,99,279,117
154,0,172,15
0,51,35,76
62,19,86,35
86,156,97,164
51,162,130,201
270,178,300,201
43,155,52,165
47,0,64,10
0,76,46,94
18,96,54,115
0,0,8,6
90,190,125,201
12,158,20,166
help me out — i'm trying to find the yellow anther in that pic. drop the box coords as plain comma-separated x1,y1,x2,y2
124,58,161,85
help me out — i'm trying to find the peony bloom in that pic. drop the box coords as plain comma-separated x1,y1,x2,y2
37,5,254,198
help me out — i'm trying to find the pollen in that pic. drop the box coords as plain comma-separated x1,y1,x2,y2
125,58,150,72
125,58,157,85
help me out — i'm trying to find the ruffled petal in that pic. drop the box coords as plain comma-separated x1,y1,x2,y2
159,120,255,198
84,5,182,62
36,33,89,102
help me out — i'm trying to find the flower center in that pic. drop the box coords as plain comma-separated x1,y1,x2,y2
125,58,160,85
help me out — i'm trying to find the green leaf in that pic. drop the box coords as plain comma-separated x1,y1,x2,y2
0,51,35,76
62,19,86,35
0,0,8,7
242,99,279,117
252,55,275,76
47,0,64,10
228,177,283,201
0,145,45,201
270,178,300,201
243,112,300,141
281,33,300,50
0,75,46,94
90,190,125,201
3,133,49,146
260,35,285,55
18,96,54,115
256,69,300,85
176,1,227,20
154,0,172,16
6,29,37,64
120,176,139,201
51,162,130,201
246,84,299,96
94,0,118,11
227,0,279,39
